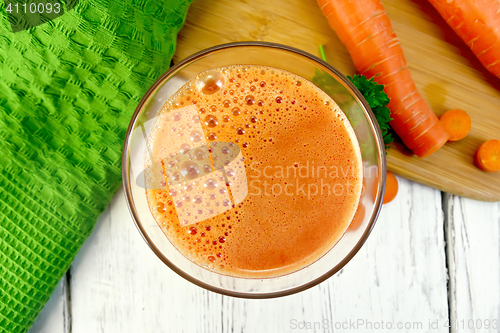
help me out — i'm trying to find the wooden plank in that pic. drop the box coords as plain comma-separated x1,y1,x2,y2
69,180,449,332
70,189,230,333
319,177,449,331
445,195,500,333
174,0,500,201
27,277,69,333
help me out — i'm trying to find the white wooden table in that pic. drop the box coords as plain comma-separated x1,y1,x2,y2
28,176,500,333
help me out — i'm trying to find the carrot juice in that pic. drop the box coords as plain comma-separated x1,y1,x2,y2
145,65,363,278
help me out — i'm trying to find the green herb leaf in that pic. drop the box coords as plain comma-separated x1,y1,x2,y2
348,74,394,149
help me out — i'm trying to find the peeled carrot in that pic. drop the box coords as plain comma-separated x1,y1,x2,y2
439,109,471,141
383,171,398,204
317,0,450,157
427,0,500,79
476,140,500,172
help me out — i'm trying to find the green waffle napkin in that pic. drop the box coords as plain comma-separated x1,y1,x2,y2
0,0,192,331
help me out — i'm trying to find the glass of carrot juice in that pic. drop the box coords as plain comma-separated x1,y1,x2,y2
122,42,386,298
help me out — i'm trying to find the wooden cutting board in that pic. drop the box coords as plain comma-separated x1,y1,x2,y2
173,0,500,202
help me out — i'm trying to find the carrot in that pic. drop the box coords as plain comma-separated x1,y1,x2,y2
383,171,398,204
317,0,449,157
475,140,500,172
439,109,471,141
427,0,500,79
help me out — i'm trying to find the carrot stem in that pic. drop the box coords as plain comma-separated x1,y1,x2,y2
319,45,328,62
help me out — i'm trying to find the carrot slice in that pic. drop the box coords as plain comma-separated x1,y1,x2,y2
383,171,398,204
476,140,500,172
439,109,471,142
348,203,365,230
317,0,449,157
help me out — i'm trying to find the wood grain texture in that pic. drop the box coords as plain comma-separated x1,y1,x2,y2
445,195,500,333
27,278,69,333
67,181,449,332
174,0,500,201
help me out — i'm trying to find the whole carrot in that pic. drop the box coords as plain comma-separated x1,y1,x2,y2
317,0,449,157
428,0,500,79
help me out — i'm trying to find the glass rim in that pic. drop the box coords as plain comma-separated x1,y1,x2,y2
122,41,387,299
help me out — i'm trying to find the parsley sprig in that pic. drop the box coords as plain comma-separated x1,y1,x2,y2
348,74,393,147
